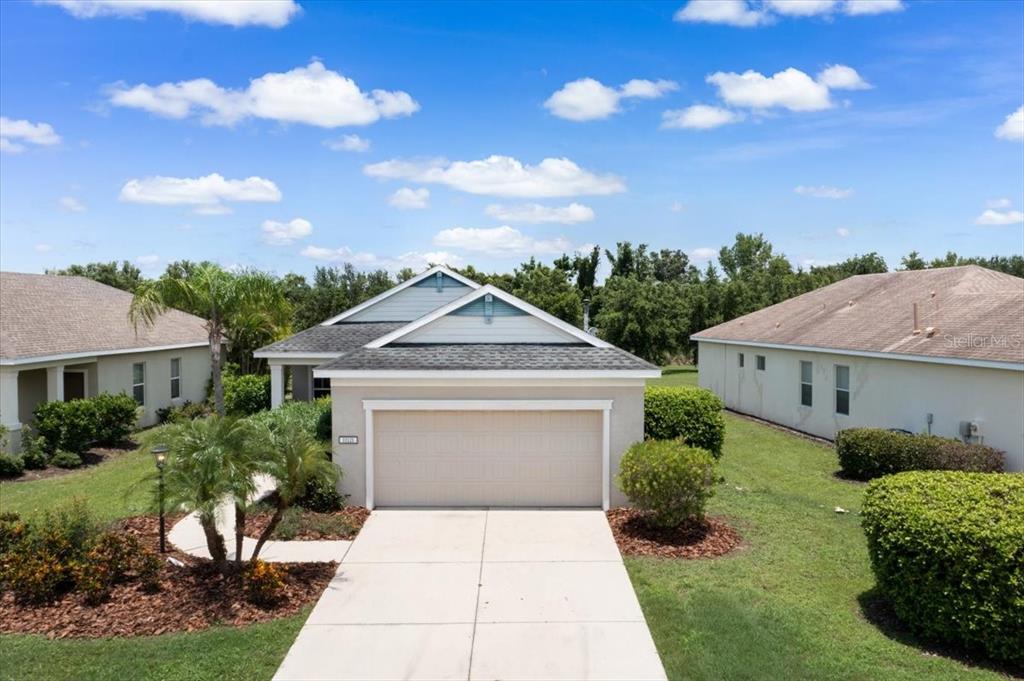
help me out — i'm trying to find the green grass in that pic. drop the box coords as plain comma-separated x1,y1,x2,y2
654,364,699,387
635,369,1004,681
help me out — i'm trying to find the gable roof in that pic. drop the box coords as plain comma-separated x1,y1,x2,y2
692,266,1024,367
1,272,208,364
253,322,404,358
367,284,612,349
318,265,479,326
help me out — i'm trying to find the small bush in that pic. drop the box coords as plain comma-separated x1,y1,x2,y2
644,386,726,458
53,400,98,454
245,559,287,607
0,513,27,554
136,550,162,592
862,471,1023,664
157,400,209,424
248,398,331,441
836,428,1004,480
91,393,139,445
0,453,24,478
315,400,332,442
296,475,344,513
20,435,49,470
3,549,68,604
32,392,138,454
51,449,83,469
31,401,66,454
617,439,716,528
224,373,271,416
270,506,304,540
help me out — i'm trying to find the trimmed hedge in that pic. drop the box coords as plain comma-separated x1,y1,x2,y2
223,373,271,416
835,428,1004,480
617,439,716,528
248,398,332,442
644,386,725,458
32,393,139,454
861,471,1023,664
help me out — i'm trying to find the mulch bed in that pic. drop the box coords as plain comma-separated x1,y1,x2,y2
246,506,370,541
0,515,336,639
606,507,742,559
5,443,138,483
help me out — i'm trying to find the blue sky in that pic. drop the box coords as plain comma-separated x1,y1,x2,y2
1,0,1022,278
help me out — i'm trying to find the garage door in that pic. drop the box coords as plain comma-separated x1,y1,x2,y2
374,410,602,507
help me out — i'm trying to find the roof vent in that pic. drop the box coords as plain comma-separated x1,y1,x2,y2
483,293,493,324
930,290,936,298
925,326,937,338
848,300,854,307
435,271,444,292
775,322,781,328
912,302,921,335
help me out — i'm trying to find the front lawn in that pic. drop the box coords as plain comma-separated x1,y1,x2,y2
632,369,1004,680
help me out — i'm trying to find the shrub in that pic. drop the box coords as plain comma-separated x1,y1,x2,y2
224,373,271,416
3,548,68,604
157,400,209,424
31,401,66,454
617,439,716,528
0,453,24,478
245,559,287,607
32,393,139,454
54,400,98,454
51,449,83,469
644,386,726,458
20,435,49,470
315,399,332,442
91,393,139,445
0,513,27,555
248,398,331,441
836,428,1004,480
296,475,344,513
861,472,1023,664
136,550,163,592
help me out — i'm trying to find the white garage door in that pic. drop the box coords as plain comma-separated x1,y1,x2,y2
374,410,602,507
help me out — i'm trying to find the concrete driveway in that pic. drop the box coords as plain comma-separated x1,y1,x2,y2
273,509,667,681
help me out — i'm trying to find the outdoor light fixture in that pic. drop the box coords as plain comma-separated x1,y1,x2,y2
152,445,168,553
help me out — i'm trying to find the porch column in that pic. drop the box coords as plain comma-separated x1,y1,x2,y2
0,368,21,432
46,365,64,402
270,364,285,409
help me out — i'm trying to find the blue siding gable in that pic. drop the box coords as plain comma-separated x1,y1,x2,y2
451,297,528,317
411,272,469,289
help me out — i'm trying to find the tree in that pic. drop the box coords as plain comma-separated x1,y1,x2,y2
594,276,689,364
900,251,927,270
129,264,290,415
48,261,143,292
650,249,690,283
291,265,396,330
605,242,652,279
555,246,601,296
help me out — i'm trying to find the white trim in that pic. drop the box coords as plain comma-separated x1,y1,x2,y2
0,341,207,367
364,409,375,510
255,352,343,361
331,377,649,387
319,266,480,326
602,409,611,511
316,369,661,379
365,284,612,349
694,337,1023,372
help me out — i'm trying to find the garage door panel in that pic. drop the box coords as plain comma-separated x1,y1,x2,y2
374,410,602,507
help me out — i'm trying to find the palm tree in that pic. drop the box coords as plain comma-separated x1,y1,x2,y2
249,414,338,562
129,263,290,416
150,416,265,571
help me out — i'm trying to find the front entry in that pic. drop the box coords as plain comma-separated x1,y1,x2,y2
63,372,85,401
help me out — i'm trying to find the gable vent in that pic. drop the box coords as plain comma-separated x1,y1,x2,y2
435,271,444,292
484,293,493,324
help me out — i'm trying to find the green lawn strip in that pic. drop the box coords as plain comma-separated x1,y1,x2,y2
0,611,307,681
630,380,1002,681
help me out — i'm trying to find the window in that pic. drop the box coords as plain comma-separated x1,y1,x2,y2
132,362,145,405
800,361,813,407
835,365,850,415
313,377,331,400
738,352,745,368
170,358,181,399
756,355,766,371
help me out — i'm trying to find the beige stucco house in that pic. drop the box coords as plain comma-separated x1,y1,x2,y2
693,266,1024,472
255,266,659,509
0,272,211,451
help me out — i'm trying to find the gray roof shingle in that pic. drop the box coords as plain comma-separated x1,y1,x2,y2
1,272,208,361
316,344,658,372
692,266,1024,365
255,322,404,355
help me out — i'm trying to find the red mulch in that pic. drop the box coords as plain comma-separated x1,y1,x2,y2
247,506,370,541
606,507,742,559
0,515,336,639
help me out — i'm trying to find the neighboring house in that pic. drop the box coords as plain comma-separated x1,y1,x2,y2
255,265,660,509
0,272,211,451
693,265,1024,472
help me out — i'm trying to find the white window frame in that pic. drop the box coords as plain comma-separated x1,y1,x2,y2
835,364,851,416
170,357,181,400
756,355,766,371
799,360,813,407
132,362,146,406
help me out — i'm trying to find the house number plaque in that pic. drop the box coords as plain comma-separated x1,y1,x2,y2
338,435,359,445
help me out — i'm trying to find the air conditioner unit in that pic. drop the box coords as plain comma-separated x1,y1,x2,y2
959,420,982,439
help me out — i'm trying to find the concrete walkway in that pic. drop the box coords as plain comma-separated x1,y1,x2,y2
273,509,667,681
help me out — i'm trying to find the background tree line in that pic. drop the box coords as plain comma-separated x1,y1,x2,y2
48,235,1024,368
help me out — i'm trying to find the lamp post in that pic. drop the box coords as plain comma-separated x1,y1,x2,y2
153,446,168,553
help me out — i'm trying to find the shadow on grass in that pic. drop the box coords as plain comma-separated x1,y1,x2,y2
856,588,1023,678
661,366,698,376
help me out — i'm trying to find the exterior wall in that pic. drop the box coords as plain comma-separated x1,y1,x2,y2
697,340,1024,472
96,346,209,426
346,283,470,322
16,368,46,425
330,382,645,507
400,314,578,344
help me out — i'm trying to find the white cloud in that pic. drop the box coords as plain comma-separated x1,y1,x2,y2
766,0,837,16
662,105,743,130
262,217,312,245
689,247,718,263
674,0,768,27
135,254,160,266
300,245,462,271
40,0,301,27
817,64,871,90
670,201,685,212
544,77,677,121
119,173,281,214
836,227,850,237
0,117,61,153
364,155,625,198
708,67,833,111
975,204,1024,225
34,243,53,253
794,184,853,199
323,134,371,152
484,202,594,224
843,0,903,15
987,197,1012,209
389,187,430,210
995,106,1024,141
433,226,572,256
58,196,86,212
107,61,419,128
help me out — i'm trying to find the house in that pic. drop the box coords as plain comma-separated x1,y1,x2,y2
255,265,660,509
0,272,211,451
692,265,1024,472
